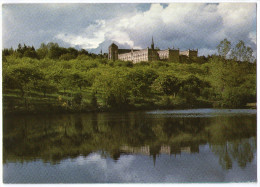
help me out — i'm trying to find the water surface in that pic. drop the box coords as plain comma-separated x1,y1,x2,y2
3,109,257,183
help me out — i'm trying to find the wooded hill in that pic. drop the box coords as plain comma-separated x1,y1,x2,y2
2,39,256,114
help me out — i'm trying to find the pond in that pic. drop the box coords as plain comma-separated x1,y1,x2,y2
3,109,257,183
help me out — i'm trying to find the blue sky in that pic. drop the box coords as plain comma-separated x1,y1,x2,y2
2,3,257,56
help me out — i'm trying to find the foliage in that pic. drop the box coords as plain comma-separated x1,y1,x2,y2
208,56,256,107
152,73,180,96
92,67,131,108
230,40,254,62
2,39,256,113
217,38,231,59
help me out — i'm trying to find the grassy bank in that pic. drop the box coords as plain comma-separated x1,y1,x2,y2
4,88,255,116
3,89,213,115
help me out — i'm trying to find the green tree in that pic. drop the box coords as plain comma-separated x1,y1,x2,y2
78,49,89,56
68,70,89,90
217,38,231,59
47,42,67,59
93,68,131,108
59,53,75,61
36,43,49,59
230,40,254,62
24,46,38,59
67,47,78,58
179,75,203,103
34,71,58,97
209,56,256,107
127,67,158,102
2,48,14,57
3,61,41,97
153,73,180,97
50,66,71,94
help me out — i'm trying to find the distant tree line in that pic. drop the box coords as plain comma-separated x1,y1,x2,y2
3,42,101,61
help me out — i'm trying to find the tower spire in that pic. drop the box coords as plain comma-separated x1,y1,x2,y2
151,36,154,50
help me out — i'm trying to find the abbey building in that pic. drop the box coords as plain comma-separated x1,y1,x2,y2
108,37,198,63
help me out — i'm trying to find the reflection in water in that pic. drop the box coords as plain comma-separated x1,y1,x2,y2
3,109,256,182
211,138,256,170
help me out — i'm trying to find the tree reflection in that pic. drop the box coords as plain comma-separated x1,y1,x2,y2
209,116,256,170
211,143,232,170
3,112,256,170
230,139,256,168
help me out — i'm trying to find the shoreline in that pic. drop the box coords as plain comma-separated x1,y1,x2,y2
3,103,256,116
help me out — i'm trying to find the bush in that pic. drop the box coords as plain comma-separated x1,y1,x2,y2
90,94,98,108
59,53,75,61
73,93,83,105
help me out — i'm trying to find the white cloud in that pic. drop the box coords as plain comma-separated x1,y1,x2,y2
106,29,135,47
217,3,256,29
49,3,256,55
55,20,106,49
249,32,257,45
56,19,137,48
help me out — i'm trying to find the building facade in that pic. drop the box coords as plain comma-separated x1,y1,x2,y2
108,38,198,63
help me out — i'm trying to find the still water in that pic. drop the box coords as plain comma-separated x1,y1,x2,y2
3,109,257,183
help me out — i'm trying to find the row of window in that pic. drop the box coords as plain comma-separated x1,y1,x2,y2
133,57,148,62
119,53,149,61
159,54,169,59
120,56,149,61
133,53,148,57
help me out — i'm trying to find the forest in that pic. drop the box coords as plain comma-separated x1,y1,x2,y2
2,39,256,114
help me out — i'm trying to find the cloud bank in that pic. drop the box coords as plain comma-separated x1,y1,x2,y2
3,3,256,56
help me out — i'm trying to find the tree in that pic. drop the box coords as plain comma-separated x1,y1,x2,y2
78,49,89,56
46,42,67,59
36,43,49,59
230,40,254,62
209,56,256,107
153,73,180,97
217,38,231,59
92,68,131,108
51,67,71,94
179,75,205,104
17,43,22,53
24,46,38,59
7,64,31,97
2,48,14,57
127,67,158,101
36,79,58,97
67,47,78,58
68,70,89,90
59,53,75,61
90,93,98,108
34,71,58,97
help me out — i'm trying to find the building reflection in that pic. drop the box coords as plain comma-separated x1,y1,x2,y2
120,144,199,156
3,112,256,170
118,144,200,165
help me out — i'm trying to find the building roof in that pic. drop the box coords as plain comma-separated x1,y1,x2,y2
109,43,118,48
118,49,140,54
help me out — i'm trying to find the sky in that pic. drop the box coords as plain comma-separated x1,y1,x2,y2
2,3,257,56
3,147,257,182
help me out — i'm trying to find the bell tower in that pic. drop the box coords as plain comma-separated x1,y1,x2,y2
108,43,118,61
